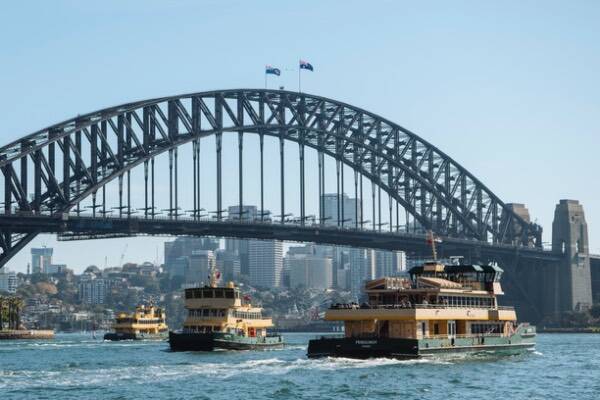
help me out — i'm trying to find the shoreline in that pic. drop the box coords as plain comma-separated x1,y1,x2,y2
0,330,55,340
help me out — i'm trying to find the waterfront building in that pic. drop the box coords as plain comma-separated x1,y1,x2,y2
288,254,333,290
249,240,283,288
0,268,17,293
31,247,53,274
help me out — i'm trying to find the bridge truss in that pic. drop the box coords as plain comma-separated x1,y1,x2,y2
0,89,542,267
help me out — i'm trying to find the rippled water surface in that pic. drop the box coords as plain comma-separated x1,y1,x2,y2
1,333,599,399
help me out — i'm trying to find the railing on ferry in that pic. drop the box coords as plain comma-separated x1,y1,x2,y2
329,303,515,311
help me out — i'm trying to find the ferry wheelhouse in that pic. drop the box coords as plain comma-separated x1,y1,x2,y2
169,271,284,351
307,260,536,359
104,305,168,341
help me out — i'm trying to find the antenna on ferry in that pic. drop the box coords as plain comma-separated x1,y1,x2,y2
426,230,441,261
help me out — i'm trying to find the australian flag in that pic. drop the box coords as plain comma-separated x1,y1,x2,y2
265,65,281,76
299,59,314,71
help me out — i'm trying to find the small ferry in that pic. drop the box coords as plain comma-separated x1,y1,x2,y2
103,305,168,341
307,234,536,359
169,269,284,351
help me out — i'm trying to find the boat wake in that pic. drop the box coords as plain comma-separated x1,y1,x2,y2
0,354,453,390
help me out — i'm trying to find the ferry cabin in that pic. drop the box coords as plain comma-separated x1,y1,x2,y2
183,283,273,338
112,305,168,335
325,263,518,341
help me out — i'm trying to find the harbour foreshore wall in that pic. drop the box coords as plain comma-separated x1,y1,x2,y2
0,330,55,340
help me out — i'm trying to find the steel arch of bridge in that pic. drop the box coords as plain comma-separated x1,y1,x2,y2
0,89,542,267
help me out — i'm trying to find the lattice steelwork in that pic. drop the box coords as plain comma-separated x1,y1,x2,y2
0,89,542,267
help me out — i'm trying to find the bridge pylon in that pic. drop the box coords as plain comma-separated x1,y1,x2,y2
551,199,593,312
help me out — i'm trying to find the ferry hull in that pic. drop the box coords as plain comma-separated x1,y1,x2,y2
103,331,168,341
169,331,284,352
307,332,535,359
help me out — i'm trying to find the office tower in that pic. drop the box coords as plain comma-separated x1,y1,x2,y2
248,240,283,288
288,254,333,290
31,247,53,274
186,250,215,285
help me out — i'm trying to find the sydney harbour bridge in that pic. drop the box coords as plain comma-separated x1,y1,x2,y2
0,89,594,322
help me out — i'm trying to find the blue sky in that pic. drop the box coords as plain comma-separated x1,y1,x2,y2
1,0,599,272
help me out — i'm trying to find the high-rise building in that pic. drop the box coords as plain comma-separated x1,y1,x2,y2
187,250,215,285
322,193,360,227
375,250,406,277
225,239,249,276
164,237,219,277
348,248,375,296
249,240,283,288
288,254,333,290
169,256,189,279
0,268,17,293
321,193,361,289
216,249,241,282
227,205,258,221
31,247,53,274
225,205,261,276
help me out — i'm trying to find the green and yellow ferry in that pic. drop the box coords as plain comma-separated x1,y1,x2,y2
169,270,284,351
104,305,168,341
308,260,536,359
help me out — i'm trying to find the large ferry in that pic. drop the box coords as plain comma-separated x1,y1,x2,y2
308,236,535,359
169,270,284,351
103,305,168,341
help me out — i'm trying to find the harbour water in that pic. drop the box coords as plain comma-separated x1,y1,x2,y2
1,333,599,399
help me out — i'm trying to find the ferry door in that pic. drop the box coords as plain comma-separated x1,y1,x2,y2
447,320,456,340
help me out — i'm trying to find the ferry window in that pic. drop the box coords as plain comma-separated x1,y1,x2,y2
202,309,209,317
225,290,234,299
193,289,201,298
185,290,193,299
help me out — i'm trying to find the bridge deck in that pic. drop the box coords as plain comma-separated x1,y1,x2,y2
0,213,561,262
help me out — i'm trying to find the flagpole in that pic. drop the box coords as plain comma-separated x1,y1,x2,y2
298,60,301,93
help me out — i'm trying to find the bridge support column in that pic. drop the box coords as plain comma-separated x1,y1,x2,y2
552,200,593,312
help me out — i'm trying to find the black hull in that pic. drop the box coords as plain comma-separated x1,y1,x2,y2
169,331,284,352
104,332,137,341
307,336,535,359
308,337,420,359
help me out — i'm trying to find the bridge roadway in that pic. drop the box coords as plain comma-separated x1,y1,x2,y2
1,213,561,263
